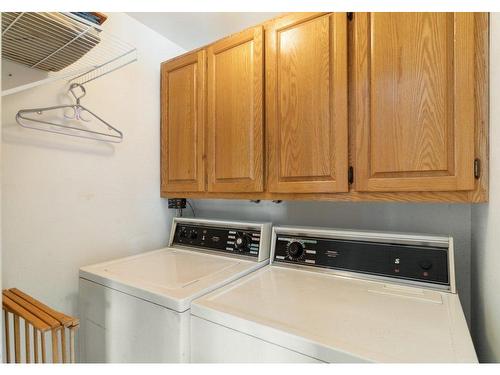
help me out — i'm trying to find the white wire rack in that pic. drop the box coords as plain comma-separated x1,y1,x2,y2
1,12,137,96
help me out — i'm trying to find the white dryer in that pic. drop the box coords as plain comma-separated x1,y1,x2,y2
78,217,271,363
191,226,477,363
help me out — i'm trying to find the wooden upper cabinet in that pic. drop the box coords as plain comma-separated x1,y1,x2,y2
352,12,476,192
160,12,487,202
206,26,264,192
266,13,349,193
161,50,206,193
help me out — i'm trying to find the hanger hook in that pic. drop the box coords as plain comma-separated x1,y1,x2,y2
69,83,86,104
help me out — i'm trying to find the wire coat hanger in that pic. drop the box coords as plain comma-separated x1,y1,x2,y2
16,83,123,143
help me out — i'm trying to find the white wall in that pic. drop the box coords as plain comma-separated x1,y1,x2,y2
190,200,473,322
1,13,185,317
471,13,499,363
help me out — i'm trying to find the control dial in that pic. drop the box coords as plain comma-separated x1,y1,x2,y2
179,227,187,238
286,241,305,261
234,232,252,252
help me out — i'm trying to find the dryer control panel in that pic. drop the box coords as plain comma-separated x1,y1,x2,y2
171,219,271,262
273,229,451,288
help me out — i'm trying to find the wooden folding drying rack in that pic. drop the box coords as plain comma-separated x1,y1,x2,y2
2,288,79,363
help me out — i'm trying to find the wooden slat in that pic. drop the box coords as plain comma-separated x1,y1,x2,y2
61,327,67,363
9,288,78,327
41,331,46,363
34,329,39,363
69,327,76,363
25,322,31,363
51,329,59,363
3,290,61,329
2,295,51,332
4,309,11,363
14,315,20,363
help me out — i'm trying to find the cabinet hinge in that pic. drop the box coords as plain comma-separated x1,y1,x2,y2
347,12,354,21
348,166,354,184
474,159,481,179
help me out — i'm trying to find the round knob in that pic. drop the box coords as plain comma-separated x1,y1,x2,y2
234,232,251,252
188,229,198,240
419,260,433,271
287,241,305,260
179,227,187,238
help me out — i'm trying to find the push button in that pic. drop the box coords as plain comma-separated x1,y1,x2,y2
419,260,433,271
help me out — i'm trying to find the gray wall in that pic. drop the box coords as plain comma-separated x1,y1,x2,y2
190,200,472,323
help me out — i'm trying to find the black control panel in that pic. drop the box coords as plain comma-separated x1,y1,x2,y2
274,235,449,285
172,223,262,257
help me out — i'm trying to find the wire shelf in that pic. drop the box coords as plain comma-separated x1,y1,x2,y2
1,12,137,96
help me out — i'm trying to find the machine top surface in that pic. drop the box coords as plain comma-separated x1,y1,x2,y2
191,226,475,362
79,218,272,312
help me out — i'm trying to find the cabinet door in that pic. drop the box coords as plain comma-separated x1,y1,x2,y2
207,27,264,192
266,13,348,193
161,51,206,193
352,13,476,192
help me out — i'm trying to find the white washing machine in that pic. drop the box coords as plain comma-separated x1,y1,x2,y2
191,226,477,363
78,217,271,363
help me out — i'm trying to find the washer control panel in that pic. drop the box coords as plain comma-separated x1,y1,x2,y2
173,223,263,258
273,234,450,286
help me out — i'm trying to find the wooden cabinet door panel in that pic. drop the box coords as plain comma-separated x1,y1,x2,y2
353,12,476,192
266,13,348,193
161,51,206,193
207,27,264,192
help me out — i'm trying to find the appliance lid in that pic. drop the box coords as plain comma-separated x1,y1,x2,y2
191,266,476,363
79,247,263,312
